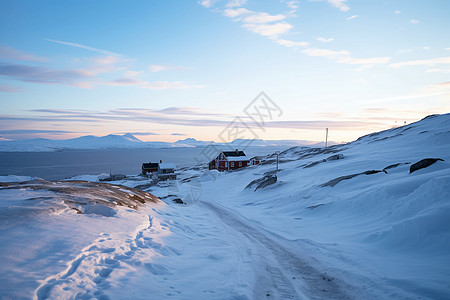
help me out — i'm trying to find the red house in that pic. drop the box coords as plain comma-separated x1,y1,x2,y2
142,162,158,175
212,150,250,171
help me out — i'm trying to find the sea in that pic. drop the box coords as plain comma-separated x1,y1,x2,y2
0,146,288,180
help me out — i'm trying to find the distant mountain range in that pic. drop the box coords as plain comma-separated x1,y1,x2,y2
0,133,337,152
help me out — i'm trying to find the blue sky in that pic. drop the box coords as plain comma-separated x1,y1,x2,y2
0,0,449,142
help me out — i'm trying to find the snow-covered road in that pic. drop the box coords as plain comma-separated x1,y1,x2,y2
201,201,349,299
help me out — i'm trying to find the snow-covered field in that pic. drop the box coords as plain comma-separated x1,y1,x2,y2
0,113,449,299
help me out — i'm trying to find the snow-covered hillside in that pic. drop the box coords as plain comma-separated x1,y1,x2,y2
0,113,449,299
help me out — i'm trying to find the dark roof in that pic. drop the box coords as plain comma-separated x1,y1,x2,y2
223,150,246,157
142,162,159,169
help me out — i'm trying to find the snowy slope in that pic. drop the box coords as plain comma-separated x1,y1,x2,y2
139,113,450,299
0,113,449,299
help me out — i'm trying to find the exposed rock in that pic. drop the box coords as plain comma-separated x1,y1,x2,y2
254,175,277,191
304,154,344,168
409,158,444,174
382,162,410,173
321,170,383,187
172,198,185,205
325,154,344,161
304,160,325,168
245,173,277,190
306,203,325,210
0,180,160,212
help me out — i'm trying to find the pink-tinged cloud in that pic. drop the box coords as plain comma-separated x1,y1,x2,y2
0,84,23,93
0,46,48,62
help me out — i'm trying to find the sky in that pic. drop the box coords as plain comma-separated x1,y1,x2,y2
0,0,449,143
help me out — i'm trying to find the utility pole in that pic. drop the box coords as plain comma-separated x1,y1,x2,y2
325,128,329,148
276,152,279,172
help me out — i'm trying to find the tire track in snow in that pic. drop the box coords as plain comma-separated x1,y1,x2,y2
201,201,351,300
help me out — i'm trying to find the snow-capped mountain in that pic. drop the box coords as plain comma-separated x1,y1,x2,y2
0,133,335,152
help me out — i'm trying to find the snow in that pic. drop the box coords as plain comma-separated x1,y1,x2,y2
0,113,449,299
225,155,250,161
159,162,176,169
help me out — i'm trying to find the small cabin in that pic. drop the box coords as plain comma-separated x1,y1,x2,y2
158,162,177,180
142,162,159,175
250,156,262,166
213,150,250,171
158,163,176,174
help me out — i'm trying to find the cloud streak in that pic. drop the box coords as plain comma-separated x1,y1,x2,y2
0,84,23,93
0,46,48,62
390,57,450,68
327,0,350,12
0,63,90,84
1,107,385,132
45,39,121,56
302,47,390,66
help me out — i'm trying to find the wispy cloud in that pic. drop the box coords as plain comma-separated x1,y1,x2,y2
364,83,449,104
199,0,215,8
242,22,293,37
0,46,48,62
121,131,159,136
346,15,358,21
284,1,299,11
45,39,121,56
0,84,23,93
0,60,201,90
149,65,184,72
422,81,450,93
223,8,251,18
302,47,390,66
390,56,450,68
143,81,203,89
226,0,247,8
220,5,297,42
275,39,309,47
316,37,334,43
426,68,450,73
394,10,401,14
0,63,90,84
410,19,420,24
242,12,286,24
0,129,75,135
1,107,384,132
327,0,350,12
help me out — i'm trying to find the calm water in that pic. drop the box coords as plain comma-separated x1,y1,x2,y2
0,147,286,180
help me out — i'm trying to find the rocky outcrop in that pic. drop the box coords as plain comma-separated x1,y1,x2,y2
410,158,444,173
246,175,278,191
304,154,344,168
255,175,277,191
321,170,383,187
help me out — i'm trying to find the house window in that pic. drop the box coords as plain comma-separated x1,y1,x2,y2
225,162,228,167
231,162,234,167
239,162,242,167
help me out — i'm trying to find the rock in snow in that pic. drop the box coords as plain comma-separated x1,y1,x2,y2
409,158,445,173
